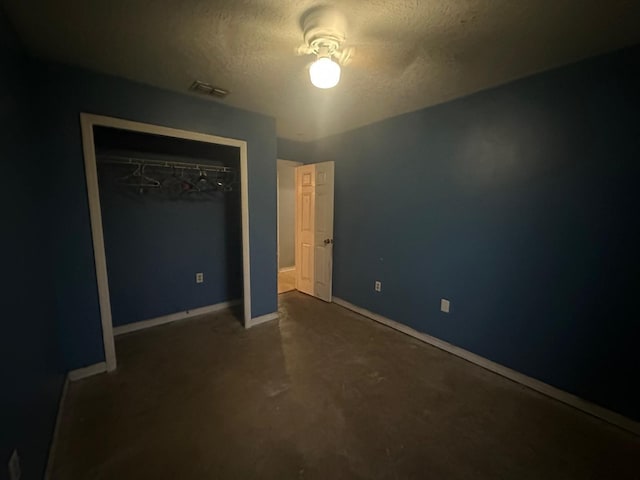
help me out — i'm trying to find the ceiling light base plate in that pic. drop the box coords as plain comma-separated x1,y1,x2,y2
300,7,347,57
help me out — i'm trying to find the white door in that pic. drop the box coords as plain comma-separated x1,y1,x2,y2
295,161,335,301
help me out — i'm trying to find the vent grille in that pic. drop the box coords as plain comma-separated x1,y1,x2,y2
189,81,230,99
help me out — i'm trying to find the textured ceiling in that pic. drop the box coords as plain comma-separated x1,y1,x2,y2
4,1,640,140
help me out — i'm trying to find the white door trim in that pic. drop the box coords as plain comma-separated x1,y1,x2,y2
277,159,302,275
80,113,251,372
245,311,279,328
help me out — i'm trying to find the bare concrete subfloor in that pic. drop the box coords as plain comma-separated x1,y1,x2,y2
51,292,639,479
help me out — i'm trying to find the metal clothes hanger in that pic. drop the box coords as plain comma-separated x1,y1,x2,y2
161,164,184,196
177,167,198,193
116,163,161,193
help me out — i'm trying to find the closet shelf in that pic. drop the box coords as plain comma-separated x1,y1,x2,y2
97,154,232,173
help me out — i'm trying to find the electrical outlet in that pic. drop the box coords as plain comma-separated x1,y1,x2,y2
440,298,450,313
195,272,204,284
374,281,382,292
8,449,20,480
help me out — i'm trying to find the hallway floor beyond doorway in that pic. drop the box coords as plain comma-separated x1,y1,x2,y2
278,268,295,294
50,292,639,479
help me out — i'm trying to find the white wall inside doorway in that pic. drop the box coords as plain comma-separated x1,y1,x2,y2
277,159,302,270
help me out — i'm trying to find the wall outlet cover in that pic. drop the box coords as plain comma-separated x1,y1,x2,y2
374,281,382,292
441,298,450,313
8,449,21,480
196,272,204,284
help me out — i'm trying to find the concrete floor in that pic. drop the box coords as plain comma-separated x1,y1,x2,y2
50,292,639,479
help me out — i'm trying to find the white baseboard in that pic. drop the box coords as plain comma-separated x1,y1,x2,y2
246,312,279,328
44,376,69,480
113,299,241,336
332,297,640,436
68,362,107,381
46,359,111,475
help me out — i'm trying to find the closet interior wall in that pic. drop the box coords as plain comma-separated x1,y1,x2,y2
94,126,243,328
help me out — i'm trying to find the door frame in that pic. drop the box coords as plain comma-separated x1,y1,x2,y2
80,113,251,372
276,159,302,278
294,161,335,301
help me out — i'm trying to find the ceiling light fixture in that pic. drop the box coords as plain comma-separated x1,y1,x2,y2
298,7,353,90
309,47,341,89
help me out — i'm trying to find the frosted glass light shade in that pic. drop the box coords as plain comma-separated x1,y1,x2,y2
309,57,341,89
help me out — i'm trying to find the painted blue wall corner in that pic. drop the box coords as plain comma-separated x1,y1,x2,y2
1,10,65,479
304,45,640,421
41,62,278,370
277,138,313,162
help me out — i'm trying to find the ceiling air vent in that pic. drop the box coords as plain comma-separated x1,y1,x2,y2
189,80,230,99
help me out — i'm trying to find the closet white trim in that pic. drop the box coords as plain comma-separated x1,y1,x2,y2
80,113,251,372
246,312,279,328
67,362,108,381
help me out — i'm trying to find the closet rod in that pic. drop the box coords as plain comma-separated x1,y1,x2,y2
97,154,232,173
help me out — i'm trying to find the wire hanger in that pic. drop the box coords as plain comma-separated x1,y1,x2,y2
116,163,161,194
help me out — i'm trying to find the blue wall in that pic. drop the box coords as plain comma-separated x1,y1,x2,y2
1,13,277,473
277,138,312,163
297,46,640,421
42,63,278,370
96,130,242,326
0,12,64,479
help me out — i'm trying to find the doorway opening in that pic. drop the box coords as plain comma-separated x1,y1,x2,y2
81,114,251,372
277,160,335,301
294,162,335,301
277,159,302,294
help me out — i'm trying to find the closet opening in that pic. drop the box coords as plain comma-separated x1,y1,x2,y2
81,114,250,372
